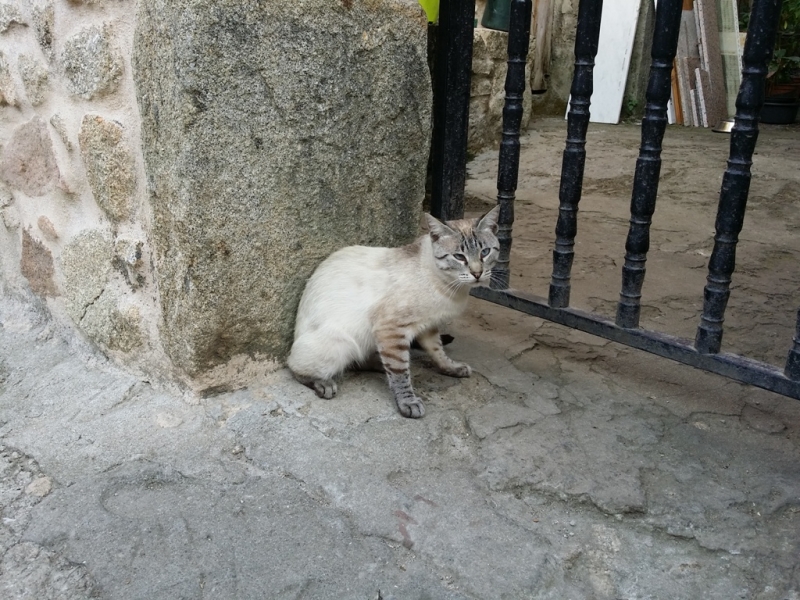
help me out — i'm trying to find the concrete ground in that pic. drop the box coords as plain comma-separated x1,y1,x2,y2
1,118,799,599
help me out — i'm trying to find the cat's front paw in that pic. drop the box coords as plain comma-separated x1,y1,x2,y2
397,395,425,419
313,379,337,399
441,361,472,378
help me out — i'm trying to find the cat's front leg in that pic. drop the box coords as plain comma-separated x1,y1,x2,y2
386,371,425,418
375,324,425,418
415,328,472,378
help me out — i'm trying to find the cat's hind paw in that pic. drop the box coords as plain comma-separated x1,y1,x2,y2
312,379,337,399
440,361,472,378
397,395,425,419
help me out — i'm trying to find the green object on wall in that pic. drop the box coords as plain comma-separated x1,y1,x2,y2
418,0,439,23
481,0,512,31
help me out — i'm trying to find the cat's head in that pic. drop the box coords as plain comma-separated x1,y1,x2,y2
423,205,500,288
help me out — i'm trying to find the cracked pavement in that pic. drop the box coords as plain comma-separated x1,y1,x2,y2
1,119,800,599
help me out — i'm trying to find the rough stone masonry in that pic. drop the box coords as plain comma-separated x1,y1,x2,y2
0,0,432,392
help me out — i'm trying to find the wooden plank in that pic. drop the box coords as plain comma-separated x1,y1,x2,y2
700,68,723,127
717,0,742,117
676,9,700,125
686,56,702,126
689,86,700,127
695,0,728,125
672,61,684,125
676,58,693,125
695,67,709,127
676,57,692,125
694,0,706,68
569,0,641,124
679,9,700,59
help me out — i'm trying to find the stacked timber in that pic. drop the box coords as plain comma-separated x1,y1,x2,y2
673,0,739,127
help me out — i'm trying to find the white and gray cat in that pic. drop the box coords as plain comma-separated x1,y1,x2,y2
288,206,500,418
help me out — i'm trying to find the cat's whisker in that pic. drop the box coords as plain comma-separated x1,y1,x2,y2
444,278,466,299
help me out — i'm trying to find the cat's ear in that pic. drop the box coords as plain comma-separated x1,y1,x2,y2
477,205,500,234
422,213,456,242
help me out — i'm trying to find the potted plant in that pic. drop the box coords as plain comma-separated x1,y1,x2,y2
764,0,800,122
741,0,800,122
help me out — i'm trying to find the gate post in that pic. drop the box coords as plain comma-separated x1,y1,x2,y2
547,0,603,308
695,0,783,354
429,0,476,221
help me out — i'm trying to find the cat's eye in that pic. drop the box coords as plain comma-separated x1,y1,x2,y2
452,253,467,262
480,248,491,258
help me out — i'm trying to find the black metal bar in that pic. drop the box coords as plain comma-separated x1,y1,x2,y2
429,0,476,221
616,0,683,329
695,0,782,354
491,0,533,290
548,0,603,308
473,286,800,400
785,309,800,380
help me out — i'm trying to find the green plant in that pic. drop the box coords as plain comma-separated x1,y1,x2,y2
741,0,800,90
768,48,800,83
739,0,751,31
780,0,800,31
768,0,800,88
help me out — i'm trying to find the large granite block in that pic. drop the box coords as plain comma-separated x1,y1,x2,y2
133,0,432,379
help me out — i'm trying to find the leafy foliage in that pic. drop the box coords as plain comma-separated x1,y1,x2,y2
741,0,800,86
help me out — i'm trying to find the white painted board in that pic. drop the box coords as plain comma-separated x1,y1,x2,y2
718,0,742,118
566,0,641,124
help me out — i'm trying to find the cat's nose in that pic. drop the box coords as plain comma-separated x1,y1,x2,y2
470,271,482,281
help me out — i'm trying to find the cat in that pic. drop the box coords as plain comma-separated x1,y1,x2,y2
287,205,500,418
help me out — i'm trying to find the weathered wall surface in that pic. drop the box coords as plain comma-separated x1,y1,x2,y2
0,0,432,393
530,0,578,116
134,0,431,382
469,27,534,153
469,0,535,152
0,0,159,380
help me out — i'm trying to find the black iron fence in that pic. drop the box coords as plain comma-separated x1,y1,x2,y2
431,0,800,400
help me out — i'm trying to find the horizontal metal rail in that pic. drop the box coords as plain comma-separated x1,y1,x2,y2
472,286,800,400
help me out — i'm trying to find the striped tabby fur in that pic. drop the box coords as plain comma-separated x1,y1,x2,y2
288,206,500,418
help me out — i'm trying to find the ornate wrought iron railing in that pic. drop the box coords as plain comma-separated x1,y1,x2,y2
431,0,800,400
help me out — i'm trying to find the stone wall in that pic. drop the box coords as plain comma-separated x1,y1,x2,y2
469,26,534,153
469,0,535,153
0,1,156,378
528,0,578,116
0,0,432,393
